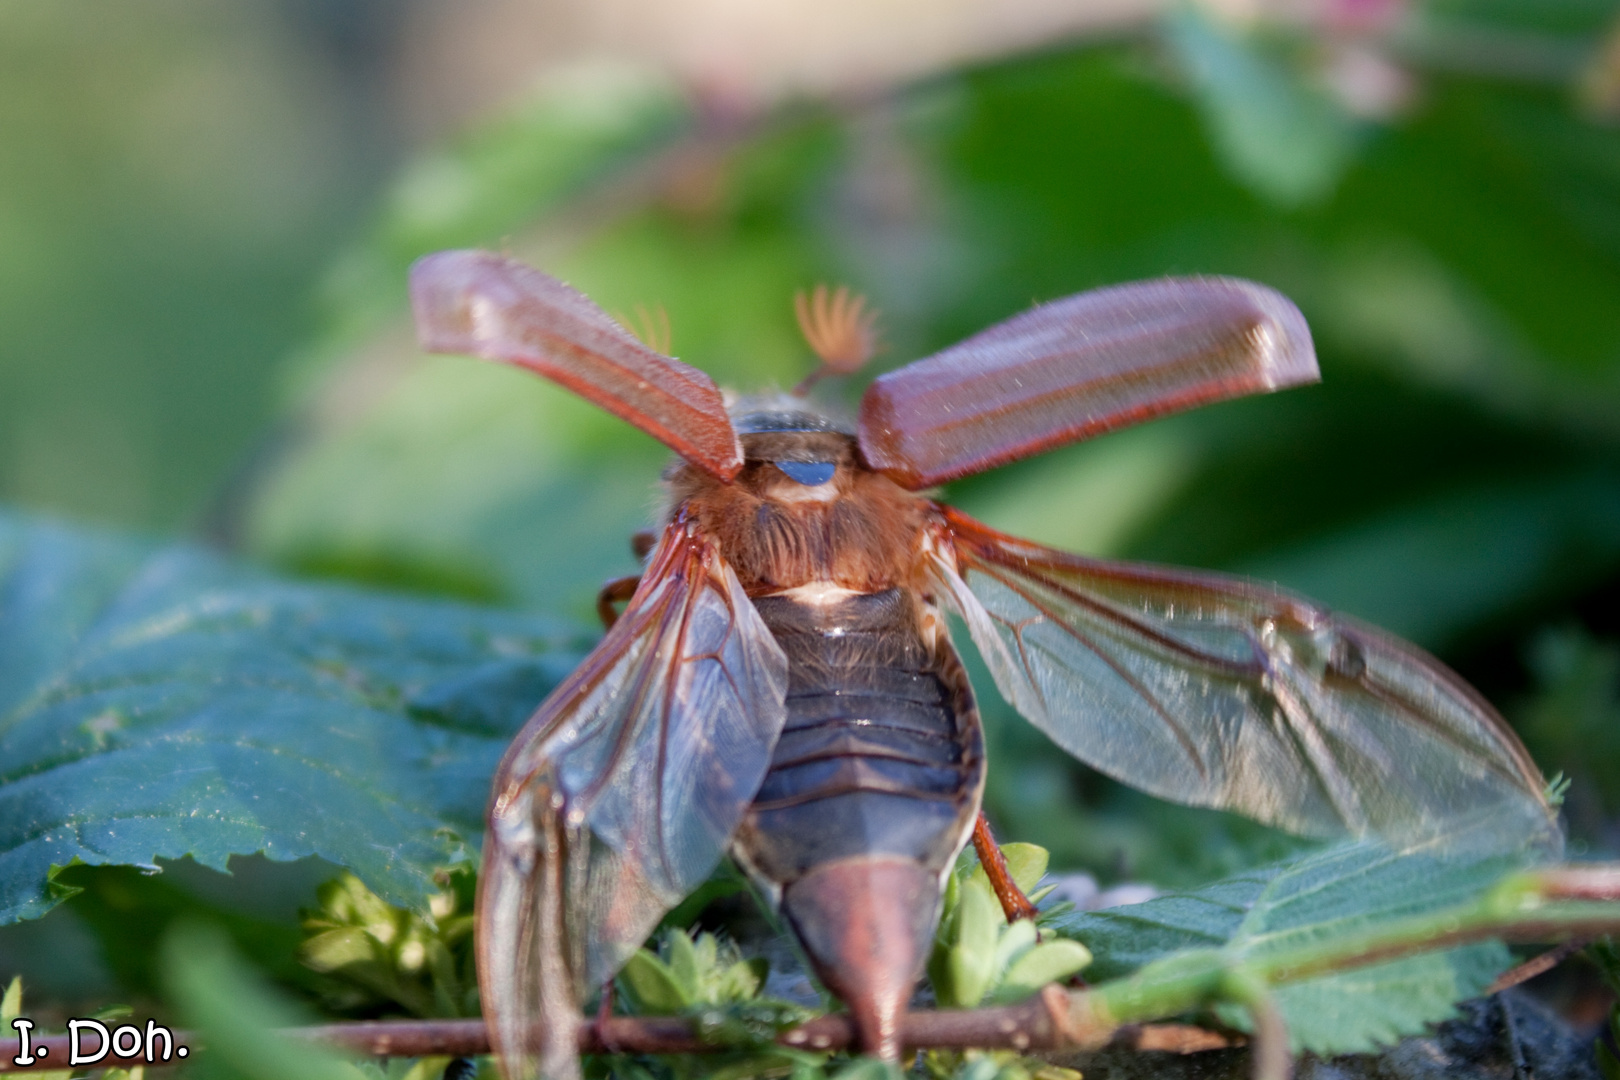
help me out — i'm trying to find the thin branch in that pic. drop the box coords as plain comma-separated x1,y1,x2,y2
1487,938,1594,994
1247,996,1292,1080
284,1001,1240,1060
1532,865,1620,900
1123,1023,1243,1053
1218,969,1291,1080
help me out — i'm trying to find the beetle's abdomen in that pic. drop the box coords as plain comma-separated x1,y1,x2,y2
733,587,984,1060
742,589,980,875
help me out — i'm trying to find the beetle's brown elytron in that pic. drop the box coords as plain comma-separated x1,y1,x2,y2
409,251,1560,1080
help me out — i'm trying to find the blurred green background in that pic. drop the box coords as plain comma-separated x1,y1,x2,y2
5,0,1620,1025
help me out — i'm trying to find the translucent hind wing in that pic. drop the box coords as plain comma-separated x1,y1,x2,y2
478,520,789,1080
411,250,743,480
859,277,1317,489
930,506,1558,854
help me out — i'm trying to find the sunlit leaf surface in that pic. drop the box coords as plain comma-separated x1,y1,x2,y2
1055,837,1526,1054
0,511,585,924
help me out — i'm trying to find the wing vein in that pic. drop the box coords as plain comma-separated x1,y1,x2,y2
933,504,1554,849
973,560,1210,778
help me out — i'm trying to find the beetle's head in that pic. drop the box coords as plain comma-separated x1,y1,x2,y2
714,393,861,500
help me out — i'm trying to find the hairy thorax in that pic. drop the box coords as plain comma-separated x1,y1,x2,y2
664,431,930,596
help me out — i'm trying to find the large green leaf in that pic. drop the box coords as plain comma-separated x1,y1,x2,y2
0,510,586,925
1055,837,1528,1054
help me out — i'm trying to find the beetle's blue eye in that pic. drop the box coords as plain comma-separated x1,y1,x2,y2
776,461,836,486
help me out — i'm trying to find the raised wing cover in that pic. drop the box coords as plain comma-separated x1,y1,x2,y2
412,250,744,480
859,277,1317,489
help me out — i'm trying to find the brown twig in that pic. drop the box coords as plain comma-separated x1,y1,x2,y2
1115,1023,1243,1054
1531,866,1620,900
276,994,1231,1061
1247,995,1292,1080
1487,938,1594,994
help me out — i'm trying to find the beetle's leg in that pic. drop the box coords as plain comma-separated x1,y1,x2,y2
597,532,657,630
596,575,641,630
972,812,1039,922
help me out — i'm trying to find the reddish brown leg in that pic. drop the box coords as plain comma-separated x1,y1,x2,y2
972,812,1039,922
596,575,641,630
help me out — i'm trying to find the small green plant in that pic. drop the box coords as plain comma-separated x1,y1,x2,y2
619,928,816,1046
929,844,1091,1011
619,929,772,1015
602,928,830,1080
923,845,1091,1080
299,871,477,1018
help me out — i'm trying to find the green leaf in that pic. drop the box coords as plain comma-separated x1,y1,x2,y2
716,958,767,1002
1054,837,1530,1054
0,510,585,924
938,864,962,938
300,927,376,973
692,930,718,979
666,927,703,1002
623,929,774,1014
248,358,667,616
968,843,1048,900
1233,942,1511,1054
619,950,691,1014
933,843,1089,1008
0,976,16,1024
941,877,1001,1009
987,939,1092,1006
988,917,1037,980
